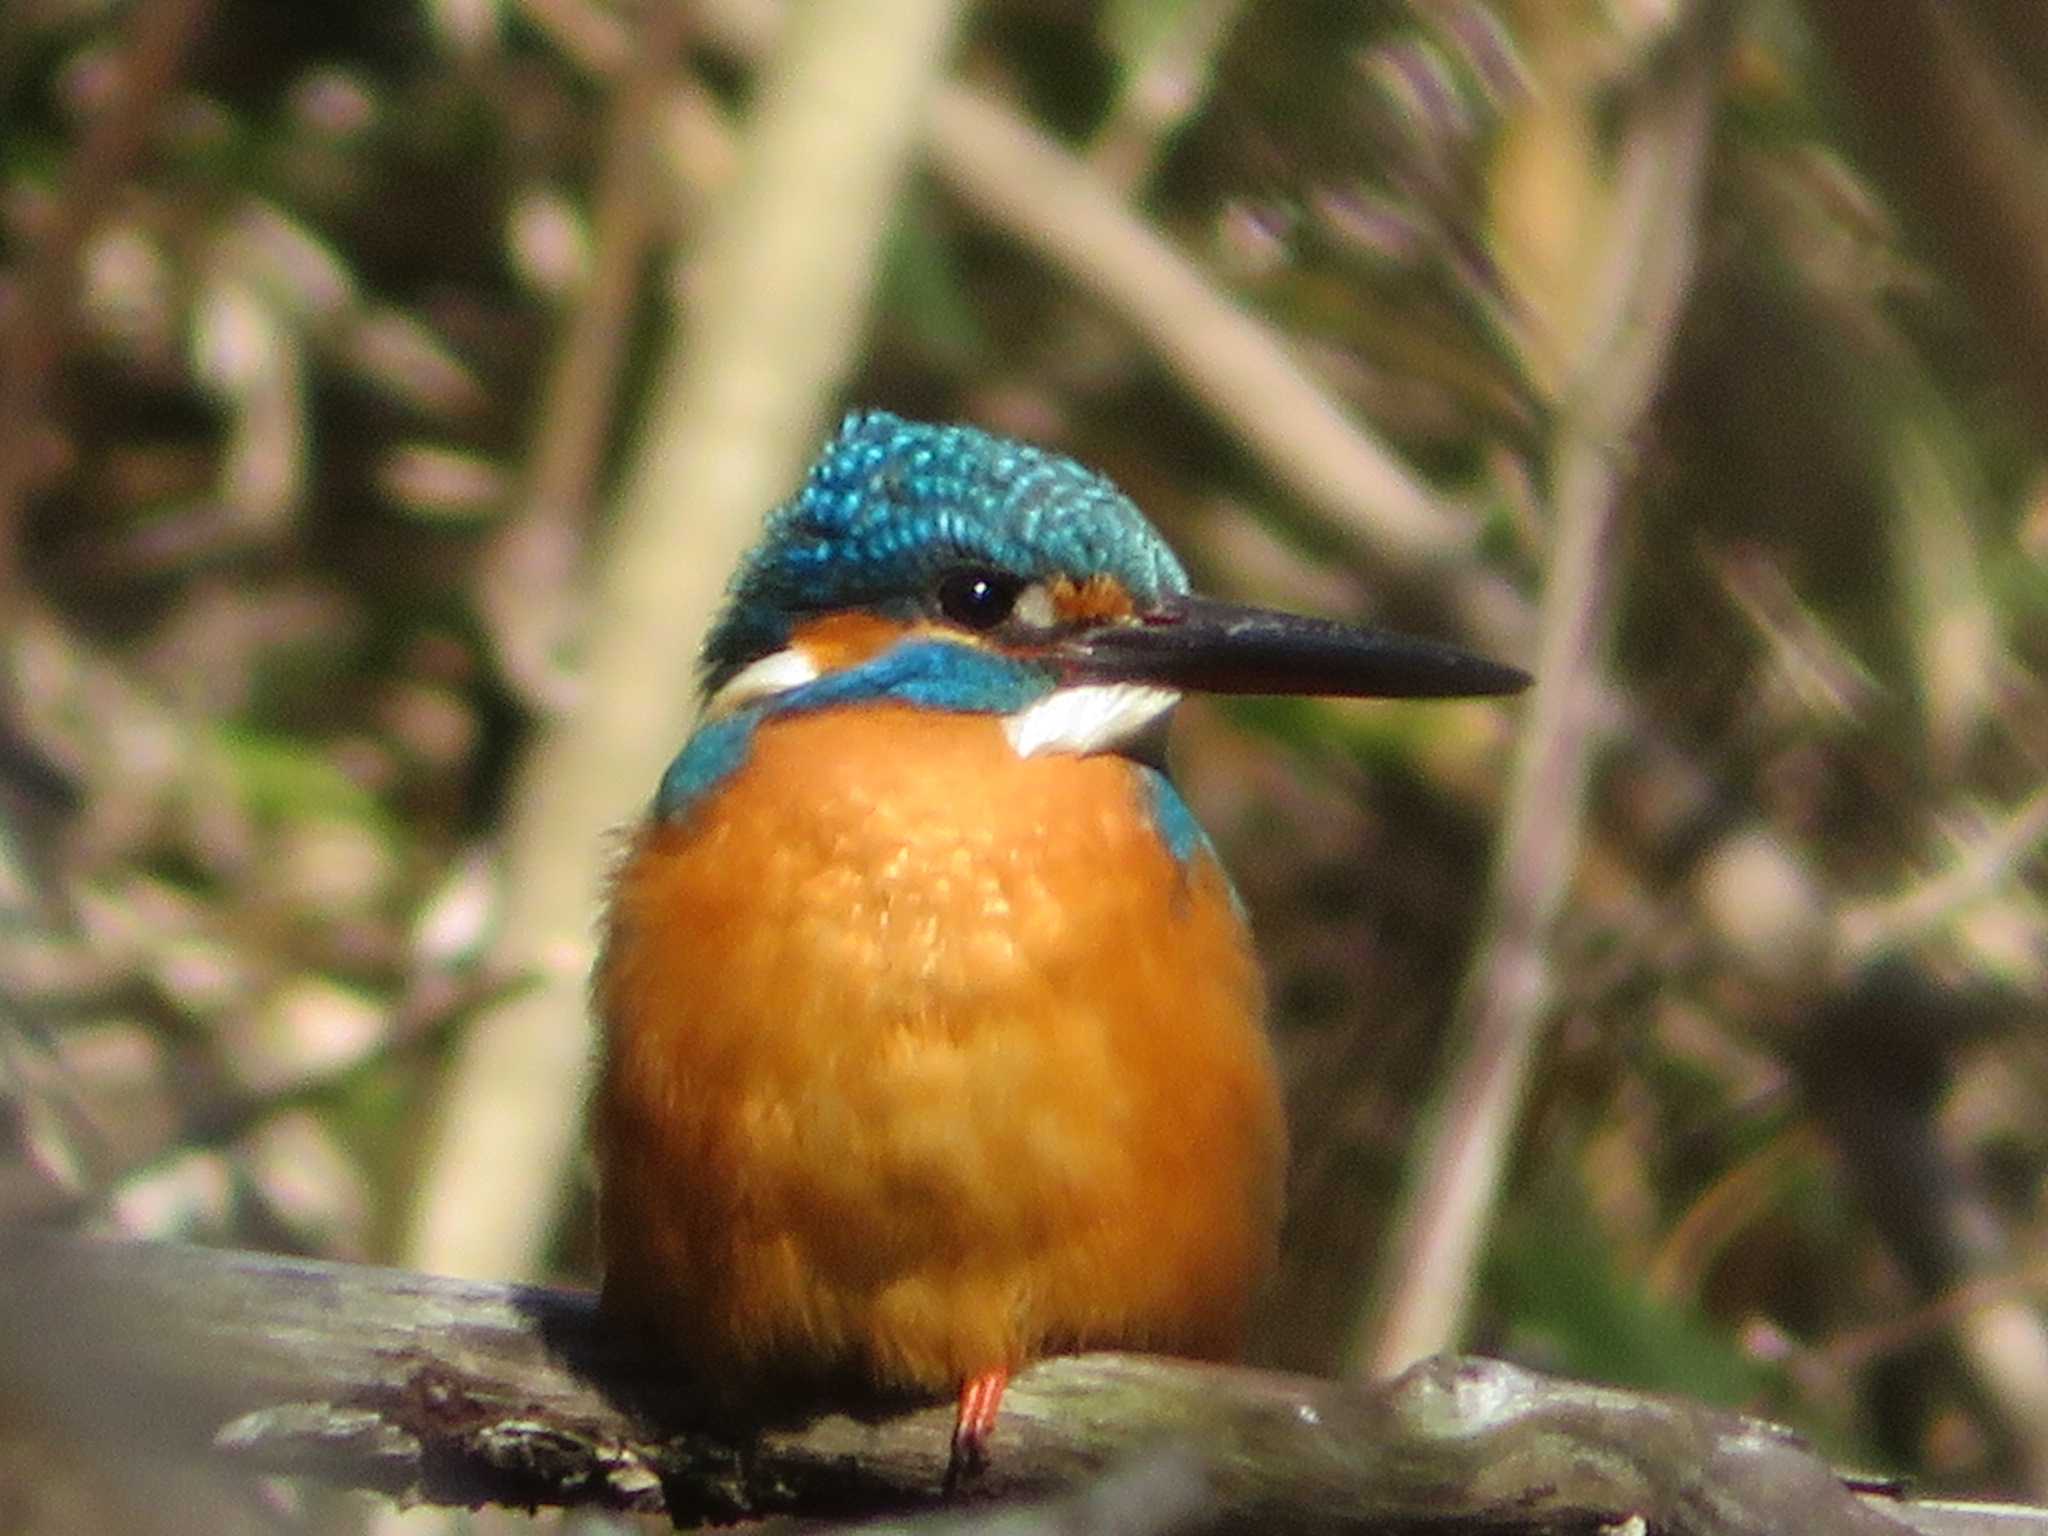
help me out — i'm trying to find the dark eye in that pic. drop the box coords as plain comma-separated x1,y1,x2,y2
937,568,1025,631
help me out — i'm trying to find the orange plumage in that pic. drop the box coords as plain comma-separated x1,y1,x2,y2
593,701,1285,1405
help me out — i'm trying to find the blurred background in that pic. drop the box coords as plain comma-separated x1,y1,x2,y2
5,0,2048,1529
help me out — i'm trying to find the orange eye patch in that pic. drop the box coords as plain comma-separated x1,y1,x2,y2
789,612,917,671
783,577,1134,681
1048,574,1135,624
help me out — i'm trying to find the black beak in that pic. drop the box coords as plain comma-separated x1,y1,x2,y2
1056,594,1530,699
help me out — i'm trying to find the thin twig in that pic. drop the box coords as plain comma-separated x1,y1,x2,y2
928,83,1474,574
1087,0,1250,196
476,0,696,706
1351,27,1720,1377
1836,781,2048,964
1823,1254,2048,1374
1803,0,2048,441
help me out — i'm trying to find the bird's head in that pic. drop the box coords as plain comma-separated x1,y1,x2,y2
692,410,1526,772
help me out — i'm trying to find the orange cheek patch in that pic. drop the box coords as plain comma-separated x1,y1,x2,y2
790,612,918,671
1050,574,1135,624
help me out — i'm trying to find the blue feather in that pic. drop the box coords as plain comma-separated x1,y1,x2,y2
774,639,1053,719
701,412,1189,693
655,642,1054,818
1140,768,1212,867
663,414,1218,872
655,713,760,819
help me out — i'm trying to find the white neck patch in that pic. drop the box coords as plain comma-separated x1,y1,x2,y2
1003,683,1180,759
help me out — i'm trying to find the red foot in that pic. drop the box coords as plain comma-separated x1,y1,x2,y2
945,1367,1010,1491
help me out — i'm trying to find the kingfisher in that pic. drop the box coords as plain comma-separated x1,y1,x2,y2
594,411,1526,1484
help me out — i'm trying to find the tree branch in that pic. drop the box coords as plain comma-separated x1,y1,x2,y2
4,1233,2038,1534
927,83,1474,574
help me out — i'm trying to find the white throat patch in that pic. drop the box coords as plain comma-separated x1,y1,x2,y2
1003,683,1180,759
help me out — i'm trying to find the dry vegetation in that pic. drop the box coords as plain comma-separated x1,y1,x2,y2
4,0,2048,1527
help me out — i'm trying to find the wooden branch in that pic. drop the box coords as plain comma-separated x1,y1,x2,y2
2,1235,2039,1534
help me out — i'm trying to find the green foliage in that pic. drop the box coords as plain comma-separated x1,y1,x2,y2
1490,1171,1777,1410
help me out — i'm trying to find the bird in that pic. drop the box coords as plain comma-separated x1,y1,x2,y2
592,410,1527,1485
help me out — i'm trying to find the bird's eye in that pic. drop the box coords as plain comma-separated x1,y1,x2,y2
937,568,1026,631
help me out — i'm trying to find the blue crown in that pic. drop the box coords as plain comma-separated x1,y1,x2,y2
700,411,1190,693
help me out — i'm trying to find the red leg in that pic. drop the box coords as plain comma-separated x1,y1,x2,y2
945,1367,1010,1491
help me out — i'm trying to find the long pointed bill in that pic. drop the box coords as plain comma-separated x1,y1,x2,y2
1055,594,1530,699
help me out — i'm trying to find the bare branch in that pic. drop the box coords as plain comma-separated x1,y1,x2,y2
477,0,697,706
927,83,1474,574
6,1233,2034,1535
1353,15,1720,1377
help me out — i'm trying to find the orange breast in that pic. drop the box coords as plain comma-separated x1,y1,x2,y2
593,703,1284,1398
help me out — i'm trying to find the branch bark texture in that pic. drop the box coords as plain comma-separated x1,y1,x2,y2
3,1234,2031,1536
